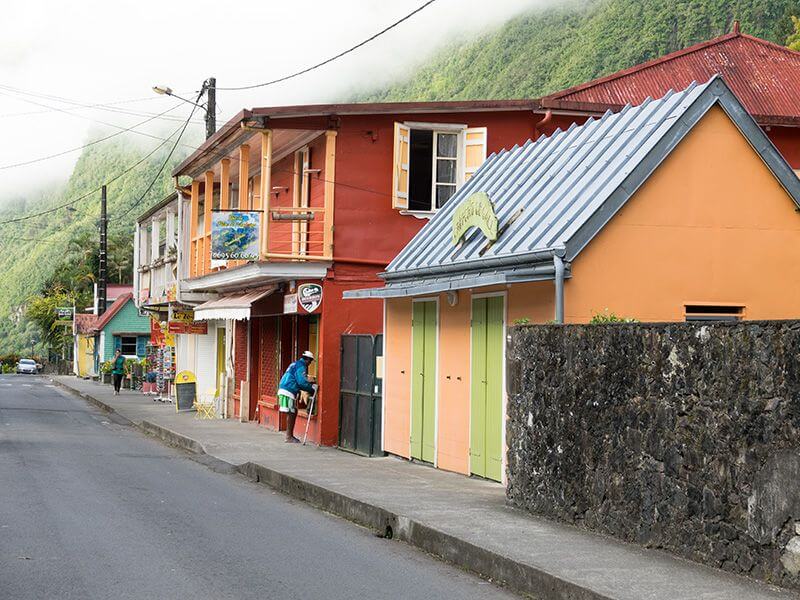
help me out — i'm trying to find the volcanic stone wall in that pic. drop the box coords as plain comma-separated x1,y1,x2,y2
506,320,800,588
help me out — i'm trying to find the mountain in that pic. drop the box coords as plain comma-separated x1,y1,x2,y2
0,139,190,354
358,0,800,102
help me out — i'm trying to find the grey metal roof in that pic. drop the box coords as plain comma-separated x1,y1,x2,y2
351,76,800,301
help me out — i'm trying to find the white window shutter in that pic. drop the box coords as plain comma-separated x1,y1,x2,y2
392,123,410,210
463,127,488,181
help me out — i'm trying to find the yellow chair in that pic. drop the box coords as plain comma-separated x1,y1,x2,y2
193,389,217,419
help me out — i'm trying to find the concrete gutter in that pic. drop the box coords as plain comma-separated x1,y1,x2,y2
50,376,798,600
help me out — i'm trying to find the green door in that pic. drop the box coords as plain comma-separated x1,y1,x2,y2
411,301,437,463
470,296,504,481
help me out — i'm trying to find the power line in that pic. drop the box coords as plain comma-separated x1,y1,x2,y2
0,84,203,124
0,102,183,171
0,89,203,150
113,96,202,223
215,0,438,91
0,118,187,226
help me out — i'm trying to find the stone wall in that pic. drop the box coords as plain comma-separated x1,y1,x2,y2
506,321,800,588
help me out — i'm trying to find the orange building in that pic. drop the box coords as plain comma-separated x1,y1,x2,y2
347,77,800,482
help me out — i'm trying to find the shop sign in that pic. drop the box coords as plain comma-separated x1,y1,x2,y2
297,283,323,313
211,210,261,260
166,284,177,303
451,191,498,245
283,293,298,314
55,306,74,323
168,306,208,335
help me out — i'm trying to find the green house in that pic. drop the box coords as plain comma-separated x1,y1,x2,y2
92,292,151,370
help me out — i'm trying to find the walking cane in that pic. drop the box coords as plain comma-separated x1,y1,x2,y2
302,384,319,445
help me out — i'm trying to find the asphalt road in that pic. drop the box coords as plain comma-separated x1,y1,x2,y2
0,376,516,600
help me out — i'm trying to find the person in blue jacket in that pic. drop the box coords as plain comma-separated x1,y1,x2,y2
277,351,316,443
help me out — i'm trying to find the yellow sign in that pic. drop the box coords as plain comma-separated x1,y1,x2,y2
451,191,498,245
175,370,196,384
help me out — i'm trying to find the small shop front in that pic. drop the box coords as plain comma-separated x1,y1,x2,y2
248,281,323,440
346,77,800,482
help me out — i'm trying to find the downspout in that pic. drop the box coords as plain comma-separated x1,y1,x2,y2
534,109,553,139
553,254,565,324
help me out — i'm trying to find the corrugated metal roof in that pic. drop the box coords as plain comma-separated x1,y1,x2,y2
543,32,800,125
367,76,800,293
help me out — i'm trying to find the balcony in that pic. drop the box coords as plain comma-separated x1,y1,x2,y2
187,129,335,279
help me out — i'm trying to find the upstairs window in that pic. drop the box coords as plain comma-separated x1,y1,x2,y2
392,123,487,213
684,304,744,322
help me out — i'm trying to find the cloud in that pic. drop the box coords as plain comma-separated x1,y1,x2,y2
0,0,557,201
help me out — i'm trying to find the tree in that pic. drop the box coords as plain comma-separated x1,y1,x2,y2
26,289,75,353
787,15,800,49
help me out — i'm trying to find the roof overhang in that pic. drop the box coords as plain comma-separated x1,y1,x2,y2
344,262,567,299
181,260,330,294
194,286,278,321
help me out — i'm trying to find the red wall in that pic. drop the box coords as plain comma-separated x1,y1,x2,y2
766,126,800,168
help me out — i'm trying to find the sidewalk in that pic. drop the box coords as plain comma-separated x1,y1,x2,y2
53,376,797,600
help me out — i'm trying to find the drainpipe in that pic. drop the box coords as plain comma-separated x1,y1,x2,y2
553,253,565,324
534,109,553,139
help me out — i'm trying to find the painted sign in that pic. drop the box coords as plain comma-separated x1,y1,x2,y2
168,306,208,335
297,283,323,313
56,306,74,323
451,191,498,245
283,293,298,314
211,211,261,260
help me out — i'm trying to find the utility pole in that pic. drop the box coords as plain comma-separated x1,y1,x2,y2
205,77,216,139
98,185,108,316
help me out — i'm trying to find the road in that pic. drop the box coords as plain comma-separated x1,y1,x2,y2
0,376,516,600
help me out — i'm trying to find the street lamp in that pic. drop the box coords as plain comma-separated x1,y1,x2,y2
152,77,216,139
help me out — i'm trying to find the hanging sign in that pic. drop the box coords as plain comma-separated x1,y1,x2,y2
55,306,74,323
297,283,323,313
211,211,261,260
283,293,298,314
451,191,498,245
168,306,208,335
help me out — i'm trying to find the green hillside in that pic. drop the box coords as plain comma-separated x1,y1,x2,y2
0,140,189,355
359,0,800,102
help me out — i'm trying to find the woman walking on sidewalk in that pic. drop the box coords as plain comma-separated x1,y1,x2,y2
111,349,125,395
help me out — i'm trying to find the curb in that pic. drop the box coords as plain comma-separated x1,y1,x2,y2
53,377,617,600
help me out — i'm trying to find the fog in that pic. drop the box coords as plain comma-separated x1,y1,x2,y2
0,0,562,202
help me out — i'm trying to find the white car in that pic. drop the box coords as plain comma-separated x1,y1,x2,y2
16,359,39,374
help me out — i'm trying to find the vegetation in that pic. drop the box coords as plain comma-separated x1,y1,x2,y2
0,138,190,354
358,0,800,102
589,309,638,324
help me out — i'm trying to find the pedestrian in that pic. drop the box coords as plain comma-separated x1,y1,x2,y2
111,349,126,395
277,351,316,443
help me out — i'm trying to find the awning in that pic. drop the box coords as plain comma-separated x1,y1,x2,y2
194,286,277,321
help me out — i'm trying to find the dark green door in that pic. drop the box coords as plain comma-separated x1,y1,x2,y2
411,301,437,463
470,296,504,481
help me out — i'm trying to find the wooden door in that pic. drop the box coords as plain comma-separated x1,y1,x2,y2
470,296,504,481
410,301,437,463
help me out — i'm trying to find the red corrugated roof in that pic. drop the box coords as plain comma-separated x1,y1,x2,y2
543,31,800,125
74,313,98,335
92,292,132,332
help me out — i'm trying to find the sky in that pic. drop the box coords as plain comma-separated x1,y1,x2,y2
0,0,554,200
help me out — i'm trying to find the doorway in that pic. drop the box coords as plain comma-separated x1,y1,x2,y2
215,327,226,399
411,300,437,463
470,295,504,481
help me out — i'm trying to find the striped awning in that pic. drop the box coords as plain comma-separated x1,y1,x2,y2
194,286,277,321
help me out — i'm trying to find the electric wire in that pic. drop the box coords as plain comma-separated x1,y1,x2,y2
0,102,183,171
0,118,188,226
214,0,438,91
0,84,204,124
112,96,202,223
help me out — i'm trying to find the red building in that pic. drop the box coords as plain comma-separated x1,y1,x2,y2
171,100,574,447
540,22,800,168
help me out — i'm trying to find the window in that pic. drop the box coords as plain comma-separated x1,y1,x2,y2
392,123,487,212
230,186,239,209
684,304,744,322
119,336,137,356
196,199,205,234
158,219,167,258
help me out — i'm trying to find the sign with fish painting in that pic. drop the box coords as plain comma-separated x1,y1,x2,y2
211,211,261,261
